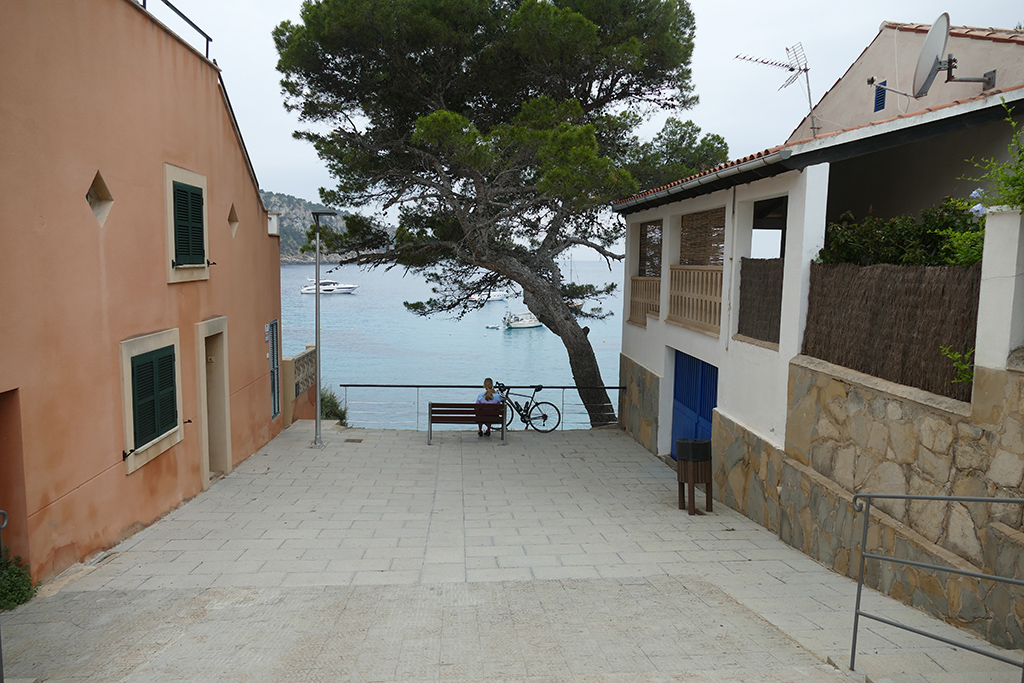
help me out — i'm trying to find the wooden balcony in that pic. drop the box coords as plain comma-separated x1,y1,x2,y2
667,265,722,336
628,276,661,327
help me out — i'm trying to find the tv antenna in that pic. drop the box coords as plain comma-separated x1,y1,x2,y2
736,43,818,137
868,13,996,99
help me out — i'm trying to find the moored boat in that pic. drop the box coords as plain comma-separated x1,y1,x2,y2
503,311,542,329
470,290,508,303
300,279,359,294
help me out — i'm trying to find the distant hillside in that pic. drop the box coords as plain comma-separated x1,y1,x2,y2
260,190,348,263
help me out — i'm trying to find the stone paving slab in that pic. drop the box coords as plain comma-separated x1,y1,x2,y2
2,422,1022,682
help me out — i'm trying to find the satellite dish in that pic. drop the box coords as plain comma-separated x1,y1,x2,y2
912,13,949,98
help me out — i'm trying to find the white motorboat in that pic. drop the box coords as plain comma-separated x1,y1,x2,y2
300,279,359,294
503,311,542,329
470,290,508,303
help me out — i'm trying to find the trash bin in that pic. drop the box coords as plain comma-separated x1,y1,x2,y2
675,439,712,514
676,438,711,462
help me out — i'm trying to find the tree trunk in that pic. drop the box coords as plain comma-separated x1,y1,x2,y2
524,290,617,427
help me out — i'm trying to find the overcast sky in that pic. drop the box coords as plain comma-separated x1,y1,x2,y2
150,1,1022,204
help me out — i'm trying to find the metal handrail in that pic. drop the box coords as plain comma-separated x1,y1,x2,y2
337,384,622,431
850,493,1024,681
140,0,212,58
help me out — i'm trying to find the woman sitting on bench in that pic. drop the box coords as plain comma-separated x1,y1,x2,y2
475,377,503,437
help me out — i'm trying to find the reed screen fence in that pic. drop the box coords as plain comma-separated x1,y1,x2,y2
802,262,981,401
737,258,784,344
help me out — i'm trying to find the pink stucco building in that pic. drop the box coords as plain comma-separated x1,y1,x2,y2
1,0,288,581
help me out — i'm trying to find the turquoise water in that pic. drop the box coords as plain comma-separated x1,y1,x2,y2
280,260,624,429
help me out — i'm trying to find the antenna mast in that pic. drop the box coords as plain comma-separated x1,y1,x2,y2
736,42,819,137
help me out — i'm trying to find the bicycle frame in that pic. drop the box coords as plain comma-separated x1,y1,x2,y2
499,384,541,425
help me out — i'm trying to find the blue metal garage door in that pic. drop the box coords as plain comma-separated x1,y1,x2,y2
671,350,718,460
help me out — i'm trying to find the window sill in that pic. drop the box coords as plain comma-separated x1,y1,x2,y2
168,264,209,284
124,426,182,475
732,333,779,352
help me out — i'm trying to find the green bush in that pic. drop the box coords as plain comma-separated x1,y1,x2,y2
320,387,348,426
969,103,1024,210
1,545,36,610
817,197,984,266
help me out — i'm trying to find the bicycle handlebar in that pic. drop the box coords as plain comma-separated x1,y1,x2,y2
494,383,542,393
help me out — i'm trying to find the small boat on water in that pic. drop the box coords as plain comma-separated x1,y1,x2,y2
300,279,359,294
503,311,542,329
470,290,508,303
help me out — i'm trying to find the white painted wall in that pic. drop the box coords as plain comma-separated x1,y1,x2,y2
976,208,1024,369
620,164,831,455
789,27,1024,142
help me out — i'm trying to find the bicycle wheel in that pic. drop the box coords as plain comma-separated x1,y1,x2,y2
527,401,561,432
503,401,517,430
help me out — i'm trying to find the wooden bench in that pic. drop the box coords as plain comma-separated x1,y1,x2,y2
427,402,506,445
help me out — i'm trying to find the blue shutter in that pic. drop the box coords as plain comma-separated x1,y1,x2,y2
873,81,886,113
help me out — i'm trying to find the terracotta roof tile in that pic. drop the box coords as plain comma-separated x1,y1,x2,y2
615,82,1024,207
884,21,1024,45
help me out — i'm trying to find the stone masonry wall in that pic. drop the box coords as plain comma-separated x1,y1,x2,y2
711,411,783,533
713,356,1024,649
619,354,659,455
787,356,1024,566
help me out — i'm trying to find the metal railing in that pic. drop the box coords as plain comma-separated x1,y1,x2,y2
336,384,622,431
850,493,1024,681
139,0,212,58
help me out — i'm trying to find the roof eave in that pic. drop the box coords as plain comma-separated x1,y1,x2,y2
613,149,794,214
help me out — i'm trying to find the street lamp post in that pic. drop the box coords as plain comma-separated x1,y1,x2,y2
310,211,336,447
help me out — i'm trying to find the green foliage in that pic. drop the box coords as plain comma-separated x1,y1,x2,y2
935,229,985,267
625,118,729,189
320,387,347,425
275,0,716,421
817,197,984,266
968,103,1024,210
940,345,975,385
1,545,36,610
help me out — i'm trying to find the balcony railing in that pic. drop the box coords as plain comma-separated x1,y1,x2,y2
628,276,661,327
667,265,723,336
336,384,622,430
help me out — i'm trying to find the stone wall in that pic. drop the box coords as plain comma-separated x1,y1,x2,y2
788,356,1024,566
712,411,783,532
713,355,1024,649
619,353,659,455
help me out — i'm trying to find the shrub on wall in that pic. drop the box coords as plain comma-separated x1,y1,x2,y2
969,103,1024,211
817,197,983,266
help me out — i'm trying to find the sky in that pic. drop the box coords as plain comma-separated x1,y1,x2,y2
149,1,1023,205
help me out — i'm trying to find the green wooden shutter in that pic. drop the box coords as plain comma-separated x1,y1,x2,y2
269,320,280,417
131,345,177,446
172,181,205,265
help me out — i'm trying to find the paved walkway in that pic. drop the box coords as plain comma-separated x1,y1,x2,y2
3,422,1022,682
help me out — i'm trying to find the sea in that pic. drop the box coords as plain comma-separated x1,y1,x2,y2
280,259,625,430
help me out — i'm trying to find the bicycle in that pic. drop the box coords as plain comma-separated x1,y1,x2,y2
493,382,561,432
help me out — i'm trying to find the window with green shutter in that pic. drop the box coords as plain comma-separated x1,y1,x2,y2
172,181,205,266
131,345,177,446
